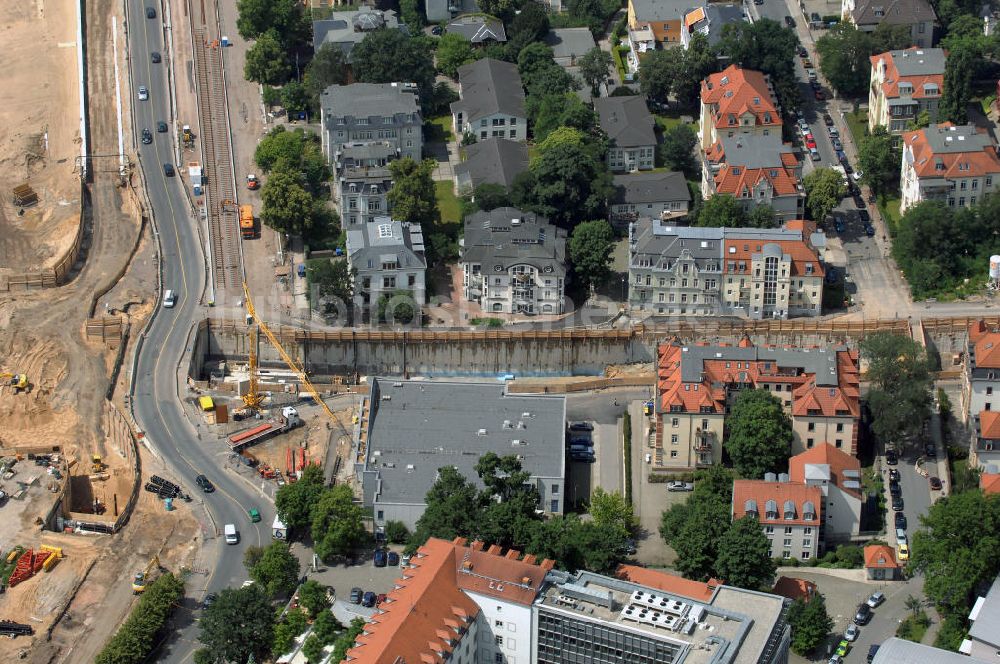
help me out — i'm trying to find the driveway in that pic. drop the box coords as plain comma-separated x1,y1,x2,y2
628,399,682,566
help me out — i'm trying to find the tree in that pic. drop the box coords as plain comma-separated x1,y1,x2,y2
858,125,899,197
95,573,185,664
724,388,793,479
411,466,485,546
641,34,718,107
236,0,272,40
941,42,975,124
578,47,613,94
198,585,275,664
307,259,351,313
388,158,439,228
248,541,301,598
281,80,310,115
526,514,628,574
662,497,732,580
660,124,697,174
303,44,347,105
377,289,417,324
236,0,307,46
697,194,746,227
297,580,331,618
275,464,325,532
860,332,933,443
436,33,476,78
747,205,778,228
272,609,308,656
788,593,834,655
507,1,550,55
472,183,513,211
815,23,874,97
399,0,425,29
715,19,800,108
529,94,596,142
262,170,316,236
714,515,777,590
871,21,914,52
519,141,613,226
475,453,541,549
518,43,578,99
912,490,1000,617
243,545,265,573
588,488,636,540
385,520,410,544
905,594,924,618
569,220,615,293
311,484,368,562
255,125,305,172
302,634,325,664
352,31,436,110
803,168,846,222
639,49,676,104
244,31,292,86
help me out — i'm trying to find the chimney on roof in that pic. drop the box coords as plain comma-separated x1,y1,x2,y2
471,541,485,552
521,576,532,585
453,537,468,546
462,560,474,571
505,550,521,560
487,544,502,555
541,559,556,571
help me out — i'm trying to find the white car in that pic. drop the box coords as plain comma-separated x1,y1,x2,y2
896,527,908,544
852,170,863,181
666,481,694,492
844,624,860,641
138,86,149,101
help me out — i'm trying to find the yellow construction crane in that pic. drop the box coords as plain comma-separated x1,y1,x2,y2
242,282,338,423
241,325,265,411
132,555,161,594
0,373,28,393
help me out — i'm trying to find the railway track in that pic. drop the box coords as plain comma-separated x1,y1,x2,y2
192,28,242,294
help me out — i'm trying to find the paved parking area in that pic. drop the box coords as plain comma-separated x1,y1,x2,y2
291,544,406,601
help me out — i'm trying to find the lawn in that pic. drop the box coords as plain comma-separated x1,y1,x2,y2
654,113,685,133
426,115,454,144
844,110,869,148
897,611,931,643
877,193,902,234
435,180,462,225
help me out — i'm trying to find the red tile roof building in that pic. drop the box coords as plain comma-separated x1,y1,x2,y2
864,544,901,580
963,321,1000,471
654,338,860,469
868,47,945,135
699,65,781,150
733,479,823,560
980,473,1000,494
789,442,864,539
773,576,817,601
900,123,1000,212
702,134,805,221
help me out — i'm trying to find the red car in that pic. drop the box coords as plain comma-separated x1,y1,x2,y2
806,139,817,150
814,90,826,101
804,132,814,142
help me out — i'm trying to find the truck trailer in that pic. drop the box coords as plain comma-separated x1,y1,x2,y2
227,406,301,451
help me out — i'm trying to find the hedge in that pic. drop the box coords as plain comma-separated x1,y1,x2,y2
95,573,185,664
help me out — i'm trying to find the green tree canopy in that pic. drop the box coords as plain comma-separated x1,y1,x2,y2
297,580,331,618
377,289,417,324
95,573,185,664
311,484,368,562
662,496,732,581
525,513,628,574
303,44,347,106
578,47,613,94
715,19,800,108
244,30,292,86
399,0,424,29
472,183,513,211
387,158,439,228
275,464,325,533
507,1,550,55
747,205,778,228
815,23,875,97
261,170,316,236
640,33,718,107
516,140,613,227
569,219,615,293
198,585,275,664
589,487,637,540
518,43,578,99
697,194,746,227
475,453,542,548
247,541,301,598
941,42,975,124
272,609,309,656
788,592,835,655
660,124,698,175
714,515,777,590
411,466,485,547
436,33,476,78
352,31,436,110
307,258,352,313
858,125,899,197
860,332,933,443
803,168,846,222
724,388,792,479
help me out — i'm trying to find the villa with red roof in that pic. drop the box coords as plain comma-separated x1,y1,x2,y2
900,123,1000,213
733,478,823,560
789,442,864,540
655,337,860,469
868,47,945,135
702,133,805,221
964,320,1000,470
699,65,781,150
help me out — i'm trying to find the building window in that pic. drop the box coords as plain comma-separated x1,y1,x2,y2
495,636,503,646
836,423,844,432
783,550,792,559
808,422,815,432
803,539,812,547
765,525,774,534
807,438,814,448
783,538,792,546
672,418,679,427
377,510,383,520
495,619,504,628
551,499,558,511
495,655,503,664
671,434,678,444
785,526,792,534
670,450,678,458
552,484,559,494
835,439,843,448
989,387,994,396
804,527,812,535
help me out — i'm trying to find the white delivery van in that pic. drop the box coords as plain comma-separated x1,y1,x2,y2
163,290,177,308
224,523,239,544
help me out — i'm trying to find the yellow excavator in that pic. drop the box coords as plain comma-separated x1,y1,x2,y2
0,373,28,394
132,555,162,594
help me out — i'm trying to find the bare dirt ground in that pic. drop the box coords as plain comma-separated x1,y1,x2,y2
0,0,84,275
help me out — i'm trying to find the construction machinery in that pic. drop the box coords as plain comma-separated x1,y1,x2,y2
239,203,255,239
181,125,194,147
241,325,265,412
132,555,161,594
246,174,259,190
242,282,339,425
0,373,28,393
91,454,105,473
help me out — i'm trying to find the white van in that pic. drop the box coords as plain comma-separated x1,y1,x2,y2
224,523,239,544
163,290,176,308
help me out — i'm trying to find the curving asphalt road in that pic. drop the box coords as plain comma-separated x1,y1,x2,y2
125,2,273,661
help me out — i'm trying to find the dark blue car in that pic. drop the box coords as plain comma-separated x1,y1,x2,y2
373,549,387,567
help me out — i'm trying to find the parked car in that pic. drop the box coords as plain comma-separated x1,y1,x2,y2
810,148,821,161
892,495,904,511
834,218,845,234
157,120,168,132
929,476,943,490
568,421,594,432
622,538,637,555
896,527,908,543
867,592,885,608
163,163,175,177
828,656,843,664
803,58,813,68
814,89,826,101
859,209,871,223
138,86,149,101
807,69,817,82
867,644,880,662
895,512,907,529
853,170,864,181
146,6,156,18
362,591,376,607
824,113,834,126
853,193,865,208
195,474,214,493
889,468,900,482
836,639,850,657
202,592,218,609
798,46,808,57
810,11,822,21
845,624,860,641
854,603,872,625
151,51,161,63
785,15,795,27
387,551,400,566
141,128,152,144
889,480,901,497
373,549,387,567
925,442,937,458
667,481,694,492
568,437,592,447
898,543,910,561
832,138,843,151
350,587,363,604
571,451,596,463
885,449,898,465
401,553,412,567
828,125,839,137
864,222,876,237
806,139,817,150
804,132,814,142
431,25,443,35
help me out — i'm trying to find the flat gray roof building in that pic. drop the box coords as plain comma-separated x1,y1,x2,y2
876,637,991,664
359,378,567,529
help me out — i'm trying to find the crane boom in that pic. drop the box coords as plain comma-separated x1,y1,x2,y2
243,282,338,423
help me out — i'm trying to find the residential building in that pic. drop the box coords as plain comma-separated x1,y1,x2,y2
773,576,817,602
594,95,657,172
841,0,937,48
702,134,805,220
312,7,405,63
609,171,691,229
544,27,597,67
962,576,1000,659
628,221,825,319
864,545,901,580
653,338,861,470
680,4,746,49
535,567,790,664
733,477,823,560
344,536,553,664
876,638,992,664
982,470,1000,494
963,321,1000,468
447,15,506,45
426,0,479,22
460,207,567,315
357,379,566,530
868,47,945,134
789,442,863,541
451,59,527,142
345,217,426,315
334,142,397,226
900,123,1000,212
454,137,528,195
699,65,781,150
320,82,422,165
625,0,691,70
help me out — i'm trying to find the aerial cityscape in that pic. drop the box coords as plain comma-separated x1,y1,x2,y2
3,0,1000,662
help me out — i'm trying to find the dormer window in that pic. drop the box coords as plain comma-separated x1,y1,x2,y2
783,500,796,520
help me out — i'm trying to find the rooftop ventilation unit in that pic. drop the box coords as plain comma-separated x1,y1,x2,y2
478,428,488,436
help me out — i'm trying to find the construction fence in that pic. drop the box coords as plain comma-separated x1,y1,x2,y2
508,376,656,394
